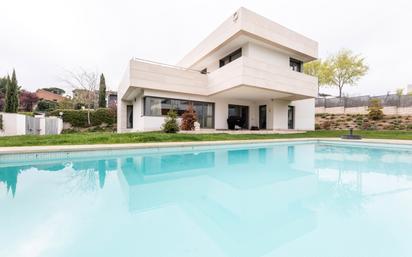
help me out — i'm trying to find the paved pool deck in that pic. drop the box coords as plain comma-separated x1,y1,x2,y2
0,138,412,155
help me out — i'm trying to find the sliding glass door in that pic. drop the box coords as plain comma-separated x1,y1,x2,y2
193,102,214,129
228,104,249,129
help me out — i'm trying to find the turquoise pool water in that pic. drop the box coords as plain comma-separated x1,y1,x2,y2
1,141,412,257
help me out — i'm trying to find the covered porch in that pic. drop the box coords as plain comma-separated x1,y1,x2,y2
210,85,315,131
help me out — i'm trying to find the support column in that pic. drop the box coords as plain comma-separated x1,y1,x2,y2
117,100,128,133
291,99,315,130
271,99,290,130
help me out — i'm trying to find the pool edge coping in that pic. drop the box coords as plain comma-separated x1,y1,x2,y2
1,138,412,155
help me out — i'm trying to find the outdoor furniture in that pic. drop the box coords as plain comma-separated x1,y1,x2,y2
227,116,246,130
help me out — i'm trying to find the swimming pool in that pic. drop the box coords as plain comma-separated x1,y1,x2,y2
1,140,412,257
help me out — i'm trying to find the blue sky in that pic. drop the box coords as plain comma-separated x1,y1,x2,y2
0,0,411,96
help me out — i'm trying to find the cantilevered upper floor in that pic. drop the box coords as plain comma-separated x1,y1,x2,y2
118,7,319,102
177,7,317,70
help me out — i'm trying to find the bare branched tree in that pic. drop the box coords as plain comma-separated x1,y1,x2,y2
61,68,98,125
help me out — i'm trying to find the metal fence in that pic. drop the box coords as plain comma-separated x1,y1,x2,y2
316,94,412,108
45,118,59,135
25,116,40,135
25,116,62,135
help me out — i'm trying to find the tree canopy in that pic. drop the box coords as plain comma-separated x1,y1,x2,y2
326,49,368,98
19,90,39,112
304,49,368,98
303,59,333,95
4,70,19,113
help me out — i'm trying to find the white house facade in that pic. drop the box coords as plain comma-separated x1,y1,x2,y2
117,7,318,132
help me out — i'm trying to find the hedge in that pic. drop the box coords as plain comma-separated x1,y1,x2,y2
48,108,116,128
36,100,58,112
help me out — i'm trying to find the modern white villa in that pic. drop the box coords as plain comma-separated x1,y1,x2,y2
117,7,318,132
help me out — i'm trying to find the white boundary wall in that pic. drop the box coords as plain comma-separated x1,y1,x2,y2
0,113,63,137
0,113,26,136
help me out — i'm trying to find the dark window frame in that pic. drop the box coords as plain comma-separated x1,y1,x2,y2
126,105,133,129
143,96,215,128
289,58,303,72
219,48,242,68
228,104,249,129
288,105,295,129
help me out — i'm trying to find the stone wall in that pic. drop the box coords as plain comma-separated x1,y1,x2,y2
315,113,412,130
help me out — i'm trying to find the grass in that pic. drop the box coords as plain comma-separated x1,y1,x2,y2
0,130,411,147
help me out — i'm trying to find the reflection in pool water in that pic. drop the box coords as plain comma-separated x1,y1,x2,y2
1,143,412,257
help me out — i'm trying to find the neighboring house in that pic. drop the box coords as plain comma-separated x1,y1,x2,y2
73,89,117,108
72,89,94,106
36,89,66,102
117,7,318,132
107,91,117,107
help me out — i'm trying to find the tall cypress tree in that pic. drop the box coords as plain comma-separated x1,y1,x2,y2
98,73,107,108
5,70,19,113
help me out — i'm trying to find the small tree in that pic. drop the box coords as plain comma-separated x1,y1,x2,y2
0,76,10,111
4,70,19,113
58,98,74,109
162,109,179,133
98,73,107,108
326,49,369,98
368,98,384,120
180,104,197,130
396,88,404,96
62,68,98,125
304,59,333,95
19,90,38,111
0,77,8,94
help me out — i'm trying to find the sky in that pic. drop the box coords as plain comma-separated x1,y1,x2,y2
0,0,411,97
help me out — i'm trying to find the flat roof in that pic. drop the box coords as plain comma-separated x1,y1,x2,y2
177,7,318,68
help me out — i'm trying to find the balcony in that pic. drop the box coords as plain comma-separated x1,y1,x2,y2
207,57,318,99
128,58,208,96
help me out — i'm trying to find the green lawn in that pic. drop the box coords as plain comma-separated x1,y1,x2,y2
0,130,411,147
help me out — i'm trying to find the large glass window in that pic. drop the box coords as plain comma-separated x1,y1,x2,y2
193,102,214,129
219,48,242,68
143,97,214,128
144,97,161,116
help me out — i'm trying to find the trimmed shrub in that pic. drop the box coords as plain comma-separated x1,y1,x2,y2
91,108,116,126
162,109,179,133
48,108,116,128
368,98,384,120
36,100,57,112
18,112,34,117
180,104,197,131
321,120,332,130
